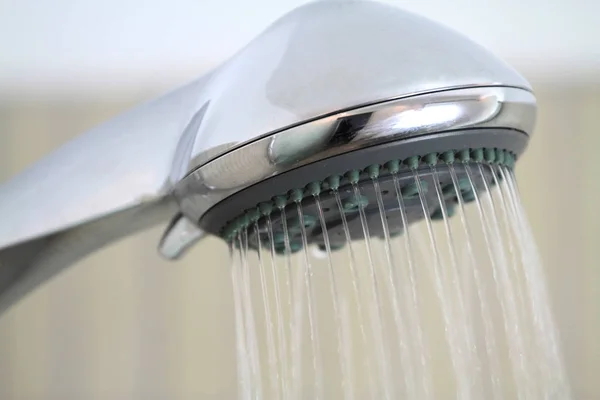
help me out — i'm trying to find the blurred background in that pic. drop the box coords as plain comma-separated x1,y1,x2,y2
1,0,599,398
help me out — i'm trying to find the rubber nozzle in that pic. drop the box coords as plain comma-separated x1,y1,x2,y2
258,202,273,216
405,156,420,170
289,188,304,203
305,181,321,197
423,153,438,166
366,164,380,179
385,160,401,174
345,170,361,184
326,175,341,191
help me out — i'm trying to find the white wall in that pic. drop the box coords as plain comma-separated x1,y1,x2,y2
1,0,599,96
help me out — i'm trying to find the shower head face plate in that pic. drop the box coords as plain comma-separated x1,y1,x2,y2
226,156,510,253
193,124,527,247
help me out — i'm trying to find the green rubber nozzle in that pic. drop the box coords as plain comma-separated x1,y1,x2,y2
457,149,470,163
484,148,496,163
431,203,456,220
405,156,420,170
246,208,260,222
441,150,455,164
305,181,321,197
385,160,401,174
343,194,369,213
239,214,250,229
326,175,341,191
366,164,380,179
302,214,317,228
289,188,304,203
506,153,516,168
402,180,428,198
471,148,484,163
345,170,361,185
423,152,438,166
496,149,506,164
273,195,287,209
462,190,476,203
258,202,273,216
273,232,286,244
222,224,237,241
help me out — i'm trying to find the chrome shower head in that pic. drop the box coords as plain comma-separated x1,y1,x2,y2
0,0,535,314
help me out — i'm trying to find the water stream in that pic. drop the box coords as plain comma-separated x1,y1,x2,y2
229,164,571,399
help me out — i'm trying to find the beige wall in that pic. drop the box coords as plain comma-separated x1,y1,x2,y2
0,85,598,399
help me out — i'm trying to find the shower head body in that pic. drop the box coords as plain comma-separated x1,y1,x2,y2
0,0,536,314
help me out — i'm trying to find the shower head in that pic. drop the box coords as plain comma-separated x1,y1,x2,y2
0,0,535,313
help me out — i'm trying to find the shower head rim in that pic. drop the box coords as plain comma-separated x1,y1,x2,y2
174,85,535,225
186,83,533,172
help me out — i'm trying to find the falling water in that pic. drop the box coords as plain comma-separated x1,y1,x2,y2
314,194,353,400
333,189,377,398
255,223,281,398
353,183,394,399
449,164,503,400
430,165,484,397
278,204,302,400
464,164,534,398
296,201,324,400
501,167,572,397
229,163,571,399
264,216,289,396
412,169,475,399
230,242,251,400
372,175,417,399
391,172,432,399
238,230,263,399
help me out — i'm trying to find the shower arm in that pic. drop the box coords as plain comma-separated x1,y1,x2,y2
0,80,204,314
0,0,534,315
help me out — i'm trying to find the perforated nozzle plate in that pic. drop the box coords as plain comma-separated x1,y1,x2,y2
198,128,528,252
239,163,495,253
